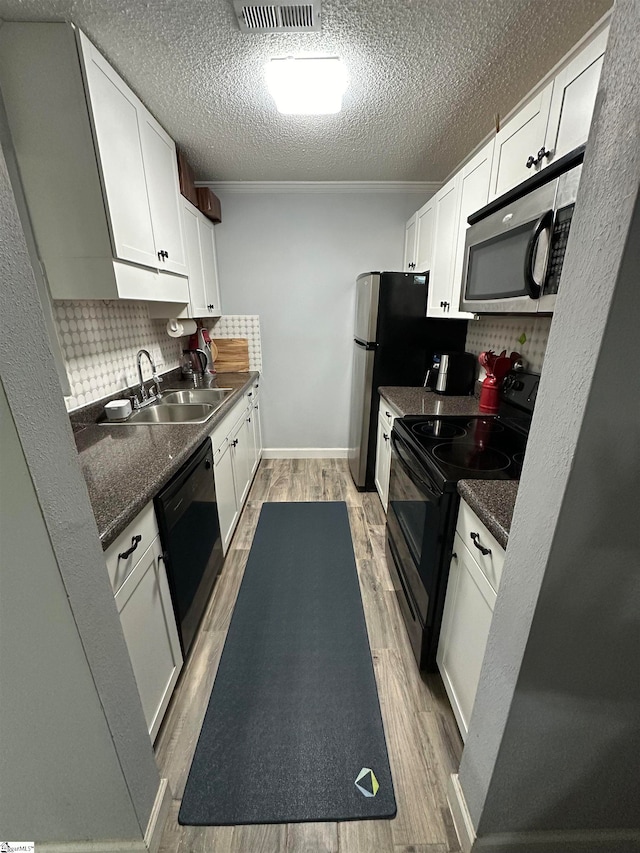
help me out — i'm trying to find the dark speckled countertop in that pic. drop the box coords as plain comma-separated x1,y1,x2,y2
457,480,519,550
73,371,259,550
378,386,482,417
379,385,519,548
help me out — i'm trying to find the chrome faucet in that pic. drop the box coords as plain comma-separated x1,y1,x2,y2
133,349,163,408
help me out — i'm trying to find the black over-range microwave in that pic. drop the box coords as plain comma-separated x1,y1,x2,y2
459,147,584,315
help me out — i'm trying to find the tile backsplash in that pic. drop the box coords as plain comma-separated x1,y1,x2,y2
54,300,262,411
209,315,262,373
465,315,552,374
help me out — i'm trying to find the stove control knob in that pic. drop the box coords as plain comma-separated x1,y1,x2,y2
513,380,524,391
503,376,515,391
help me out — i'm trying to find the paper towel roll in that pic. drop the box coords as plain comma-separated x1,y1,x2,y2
166,318,197,338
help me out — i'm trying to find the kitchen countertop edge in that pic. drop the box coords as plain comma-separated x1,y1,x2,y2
378,385,481,417
457,479,519,550
74,372,260,551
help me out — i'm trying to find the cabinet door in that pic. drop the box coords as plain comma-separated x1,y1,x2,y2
214,439,239,554
252,398,263,464
427,175,461,317
139,113,187,276
436,535,496,741
489,80,554,200
231,414,252,507
115,535,183,741
198,215,222,317
414,198,435,273
451,141,494,317
544,27,608,166
374,412,391,511
80,35,157,269
403,213,417,271
246,403,261,476
182,201,208,318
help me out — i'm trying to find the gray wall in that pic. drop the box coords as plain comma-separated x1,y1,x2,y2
0,117,161,842
215,189,427,451
0,383,142,841
458,1,640,848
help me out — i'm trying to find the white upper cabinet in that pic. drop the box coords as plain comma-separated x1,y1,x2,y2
80,29,187,278
198,215,222,316
488,21,608,201
138,112,188,275
544,26,608,166
403,213,418,271
414,198,436,273
427,175,462,317
488,80,554,201
0,23,189,301
452,141,494,312
81,39,157,269
404,199,435,273
175,199,222,319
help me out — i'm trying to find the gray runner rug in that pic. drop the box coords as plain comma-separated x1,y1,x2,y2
179,501,396,825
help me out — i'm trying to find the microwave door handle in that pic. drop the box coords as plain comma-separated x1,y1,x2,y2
391,433,442,502
524,209,554,299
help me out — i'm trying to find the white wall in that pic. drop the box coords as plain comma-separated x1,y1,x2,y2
0,383,143,842
0,119,161,846
214,189,428,452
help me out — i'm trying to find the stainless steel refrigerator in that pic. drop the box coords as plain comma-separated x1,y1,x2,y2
348,272,468,490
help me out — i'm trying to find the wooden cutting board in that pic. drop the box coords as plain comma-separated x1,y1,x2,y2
212,338,250,372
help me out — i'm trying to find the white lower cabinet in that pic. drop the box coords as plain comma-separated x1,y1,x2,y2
437,500,505,741
211,380,262,553
230,412,252,508
214,437,239,553
374,398,400,511
113,531,182,742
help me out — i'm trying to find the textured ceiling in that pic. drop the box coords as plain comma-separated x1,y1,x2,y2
0,0,612,181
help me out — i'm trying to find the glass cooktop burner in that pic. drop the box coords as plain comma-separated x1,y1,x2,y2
513,452,525,465
411,421,467,439
432,443,512,472
467,418,504,432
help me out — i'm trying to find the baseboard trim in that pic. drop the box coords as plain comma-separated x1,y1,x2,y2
262,448,348,459
473,829,640,852
447,773,476,853
32,841,146,852
144,777,172,853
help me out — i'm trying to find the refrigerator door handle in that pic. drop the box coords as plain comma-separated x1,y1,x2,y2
354,338,378,350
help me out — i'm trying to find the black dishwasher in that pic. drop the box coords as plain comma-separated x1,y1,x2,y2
155,438,223,658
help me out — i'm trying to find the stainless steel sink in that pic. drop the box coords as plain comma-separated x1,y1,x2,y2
104,403,216,425
162,388,233,405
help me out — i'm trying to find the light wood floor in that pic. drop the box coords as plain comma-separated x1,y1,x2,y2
156,458,463,853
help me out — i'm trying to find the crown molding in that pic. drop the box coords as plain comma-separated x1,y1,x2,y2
194,180,441,195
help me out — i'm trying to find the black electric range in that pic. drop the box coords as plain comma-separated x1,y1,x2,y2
385,370,538,671
397,415,528,491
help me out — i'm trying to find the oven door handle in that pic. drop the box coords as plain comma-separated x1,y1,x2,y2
524,209,553,299
391,433,442,502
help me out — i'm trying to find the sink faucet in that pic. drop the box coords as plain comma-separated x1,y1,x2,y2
134,349,163,408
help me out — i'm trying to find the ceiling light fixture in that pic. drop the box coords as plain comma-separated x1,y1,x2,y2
265,57,348,115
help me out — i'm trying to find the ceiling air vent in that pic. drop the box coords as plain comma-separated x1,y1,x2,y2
233,2,321,33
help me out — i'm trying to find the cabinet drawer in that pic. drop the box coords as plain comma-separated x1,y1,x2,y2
456,499,506,592
210,394,245,452
105,501,159,594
